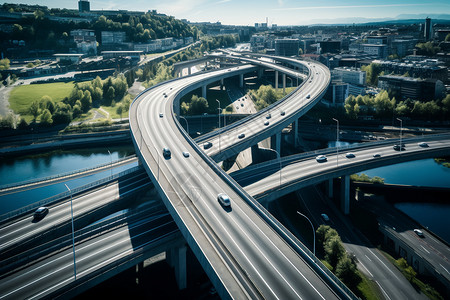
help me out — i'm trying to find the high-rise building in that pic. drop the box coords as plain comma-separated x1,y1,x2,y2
424,17,432,41
78,0,90,13
275,39,299,56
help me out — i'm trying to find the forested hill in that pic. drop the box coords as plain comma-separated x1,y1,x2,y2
0,3,199,51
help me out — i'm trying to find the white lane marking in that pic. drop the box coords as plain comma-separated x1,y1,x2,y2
440,264,450,275
360,262,373,277
375,281,392,300
365,254,372,262
368,248,397,277
421,245,430,254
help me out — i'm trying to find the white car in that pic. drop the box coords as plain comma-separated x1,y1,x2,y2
316,155,327,162
414,229,424,237
182,151,190,157
217,193,231,207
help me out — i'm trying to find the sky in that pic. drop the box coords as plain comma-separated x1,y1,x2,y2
5,0,450,25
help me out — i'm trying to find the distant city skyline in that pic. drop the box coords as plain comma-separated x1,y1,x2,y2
4,0,450,26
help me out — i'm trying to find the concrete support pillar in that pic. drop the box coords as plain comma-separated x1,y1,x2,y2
275,70,279,90
328,178,333,198
341,175,350,215
239,74,244,88
220,78,224,91
167,245,187,290
188,67,191,75
271,132,281,154
202,85,207,99
294,119,299,148
258,68,263,79
283,74,286,95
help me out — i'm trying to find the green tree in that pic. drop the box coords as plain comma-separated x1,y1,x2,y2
0,58,10,70
29,100,40,121
116,105,123,120
324,236,345,270
80,90,92,112
361,63,382,86
39,95,55,114
189,95,209,115
416,42,440,56
105,86,115,104
39,109,53,125
446,34,450,42
52,102,72,124
335,254,361,289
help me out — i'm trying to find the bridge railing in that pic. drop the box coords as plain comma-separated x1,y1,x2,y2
231,132,450,181
0,166,143,224
0,155,137,191
0,201,168,274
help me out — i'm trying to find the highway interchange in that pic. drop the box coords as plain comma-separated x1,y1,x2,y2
1,52,449,299
129,57,347,298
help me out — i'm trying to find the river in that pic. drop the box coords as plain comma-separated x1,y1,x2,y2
328,141,450,243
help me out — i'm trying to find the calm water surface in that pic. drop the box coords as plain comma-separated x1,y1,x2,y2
329,141,450,243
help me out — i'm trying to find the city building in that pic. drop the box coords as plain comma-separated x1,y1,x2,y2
391,38,417,57
378,75,445,101
374,58,448,82
250,35,266,52
367,36,388,45
78,0,90,13
424,17,432,41
318,40,341,54
361,44,388,58
332,67,366,86
101,31,126,45
54,53,84,64
70,29,97,55
275,39,299,56
324,81,349,105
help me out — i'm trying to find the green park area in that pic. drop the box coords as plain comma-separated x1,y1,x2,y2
9,82,75,122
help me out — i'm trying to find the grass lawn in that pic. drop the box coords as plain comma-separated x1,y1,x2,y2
9,82,75,120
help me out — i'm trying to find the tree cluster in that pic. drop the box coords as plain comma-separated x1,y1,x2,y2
181,95,209,115
316,225,362,289
360,63,383,86
344,91,450,121
415,42,441,57
249,84,278,110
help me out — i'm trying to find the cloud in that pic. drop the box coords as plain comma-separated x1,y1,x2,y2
275,3,434,11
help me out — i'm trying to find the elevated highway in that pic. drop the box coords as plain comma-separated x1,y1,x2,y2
0,201,181,300
129,54,353,299
233,134,450,204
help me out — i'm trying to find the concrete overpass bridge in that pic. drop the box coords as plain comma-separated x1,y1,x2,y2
231,133,450,212
129,52,355,299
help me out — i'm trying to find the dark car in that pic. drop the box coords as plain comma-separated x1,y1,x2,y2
238,133,245,139
34,207,49,219
393,144,405,151
163,147,171,158
203,142,212,149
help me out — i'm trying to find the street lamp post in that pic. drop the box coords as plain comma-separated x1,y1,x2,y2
332,118,339,167
296,211,315,256
64,184,77,280
216,99,221,152
273,149,282,189
180,116,189,135
107,149,112,178
396,118,403,151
